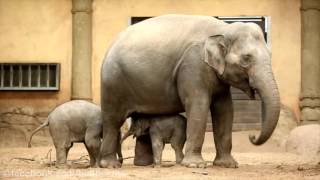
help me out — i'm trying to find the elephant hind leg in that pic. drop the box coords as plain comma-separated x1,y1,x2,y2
100,112,125,168
54,141,72,168
50,126,71,168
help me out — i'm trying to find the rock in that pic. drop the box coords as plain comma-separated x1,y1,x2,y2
285,124,320,157
271,104,298,147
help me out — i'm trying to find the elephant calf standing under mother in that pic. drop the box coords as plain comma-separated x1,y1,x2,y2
121,114,187,166
100,14,280,168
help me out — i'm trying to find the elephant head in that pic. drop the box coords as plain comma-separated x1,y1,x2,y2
121,117,151,144
204,22,280,145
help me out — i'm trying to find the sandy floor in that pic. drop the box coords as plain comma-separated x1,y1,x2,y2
0,131,319,179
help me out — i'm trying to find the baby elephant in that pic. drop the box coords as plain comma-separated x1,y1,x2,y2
28,100,122,168
121,114,186,166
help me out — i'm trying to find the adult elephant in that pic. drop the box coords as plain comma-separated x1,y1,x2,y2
100,14,280,168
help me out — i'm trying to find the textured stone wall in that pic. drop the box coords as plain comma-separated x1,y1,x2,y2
0,107,50,148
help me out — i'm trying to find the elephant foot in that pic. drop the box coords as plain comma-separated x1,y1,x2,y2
118,157,123,164
100,159,122,168
175,154,184,164
90,162,100,168
89,159,98,168
152,163,162,168
213,155,238,168
176,159,182,164
55,163,70,169
181,154,206,168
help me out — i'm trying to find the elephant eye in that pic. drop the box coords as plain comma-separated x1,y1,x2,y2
240,54,252,68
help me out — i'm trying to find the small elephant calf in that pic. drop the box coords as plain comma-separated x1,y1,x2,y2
28,100,122,168
121,114,187,166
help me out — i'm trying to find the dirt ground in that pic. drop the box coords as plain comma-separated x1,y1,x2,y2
0,131,319,179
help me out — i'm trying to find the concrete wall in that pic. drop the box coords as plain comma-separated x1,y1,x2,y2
0,0,72,109
92,0,301,117
0,0,72,146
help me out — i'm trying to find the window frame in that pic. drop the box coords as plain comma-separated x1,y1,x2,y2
0,63,60,91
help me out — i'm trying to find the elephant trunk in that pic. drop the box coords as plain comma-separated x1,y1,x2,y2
248,63,280,145
120,130,133,144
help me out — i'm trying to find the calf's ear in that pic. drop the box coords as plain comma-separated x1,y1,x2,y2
204,35,227,75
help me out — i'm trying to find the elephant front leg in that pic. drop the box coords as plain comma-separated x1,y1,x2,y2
84,129,101,167
211,90,238,168
150,135,164,167
181,96,210,168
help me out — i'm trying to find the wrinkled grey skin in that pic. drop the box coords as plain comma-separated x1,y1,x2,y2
121,115,186,166
100,14,280,168
28,100,123,168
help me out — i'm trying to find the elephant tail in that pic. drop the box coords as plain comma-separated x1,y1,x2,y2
27,119,49,148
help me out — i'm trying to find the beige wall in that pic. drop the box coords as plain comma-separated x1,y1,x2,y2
0,0,72,111
0,0,301,118
92,0,301,118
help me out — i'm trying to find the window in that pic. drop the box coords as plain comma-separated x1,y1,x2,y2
131,16,270,44
216,16,270,45
0,63,60,91
130,17,151,25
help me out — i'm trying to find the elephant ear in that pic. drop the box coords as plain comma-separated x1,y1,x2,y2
204,35,227,75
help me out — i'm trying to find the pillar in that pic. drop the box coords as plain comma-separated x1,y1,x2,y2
71,0,92,100
300,0,320,124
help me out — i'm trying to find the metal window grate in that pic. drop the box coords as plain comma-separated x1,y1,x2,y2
0,63,60,91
